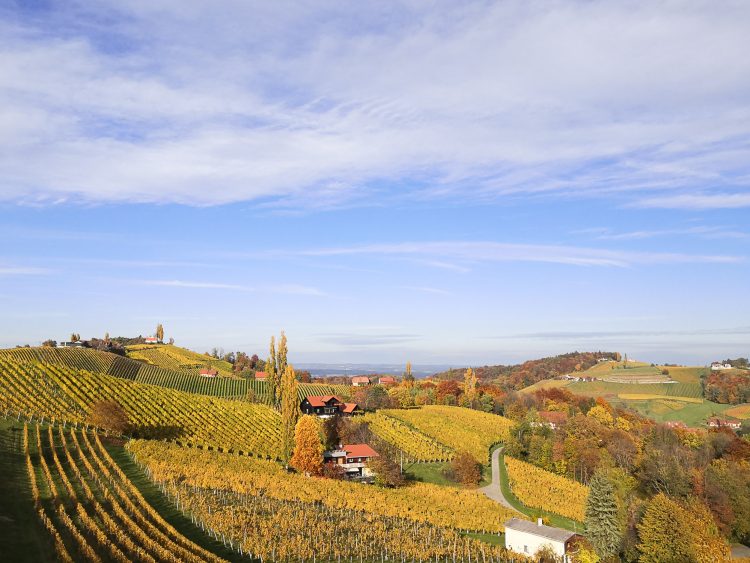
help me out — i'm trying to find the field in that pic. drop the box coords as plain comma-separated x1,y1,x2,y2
126,344,235,377
0,357,283,458
364,412,454,462
566,380,703,398
517,379,570,394
0,347,351,404
724,403,750,420
15,421,223,562
610,397,732,427
128,439,520,535
504,456,588,523
379,405,513,463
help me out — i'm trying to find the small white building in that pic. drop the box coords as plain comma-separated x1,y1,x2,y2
711,362,732,371
504,518,577,562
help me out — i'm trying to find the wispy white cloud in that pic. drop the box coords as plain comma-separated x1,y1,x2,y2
402,286,452,296
0,265,51,275
136,279,325,296
0,2,748,208
289,241,742,268
582,225,748,240
634,192,750,210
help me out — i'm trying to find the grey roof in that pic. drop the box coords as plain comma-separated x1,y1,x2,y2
504,518,576,543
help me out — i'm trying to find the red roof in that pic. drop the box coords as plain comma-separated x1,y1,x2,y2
539,411,568,425
351,376,370,384
342,403,359,413
305,395,344,407
343,444,379,458
254,371,267,379
379,376,396,384
200,368,218,375
145,337,158,342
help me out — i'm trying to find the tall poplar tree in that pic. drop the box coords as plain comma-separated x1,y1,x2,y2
265,336,279,408
290,415,323,476
281,364,300,464
463,368,478,402
585,471,622,560
156,323,164,342
403,361,415,386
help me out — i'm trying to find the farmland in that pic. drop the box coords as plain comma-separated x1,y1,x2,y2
126,344,235,377
0,347,350,403
724,403,750,420
379,405,513,463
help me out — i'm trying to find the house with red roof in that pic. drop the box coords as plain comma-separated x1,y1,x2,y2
707,417,741,430
341,402,362,416
351,375,371,387
301,395,345,417
144,336,160,344
199,368,219,378
538,411,568,430
378,376,396,385
254,371,267,380
324,443,379,479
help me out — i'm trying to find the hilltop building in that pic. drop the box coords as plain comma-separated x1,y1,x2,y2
351,376,371,387
711,362,732,371
58,341,85,348
144,336,161,344
707,417,741,430
378,376,396,385
323,444,379,479
504,518,578,562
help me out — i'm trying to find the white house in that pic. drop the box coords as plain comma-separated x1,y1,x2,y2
711,362,732,371
504,518,577,562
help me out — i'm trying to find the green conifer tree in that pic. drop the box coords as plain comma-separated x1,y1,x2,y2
585,471,622,559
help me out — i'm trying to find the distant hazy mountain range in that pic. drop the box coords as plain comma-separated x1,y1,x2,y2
295,363,453,378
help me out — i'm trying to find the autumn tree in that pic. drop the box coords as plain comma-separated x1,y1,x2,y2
281,364,300,463
265,336,280,408
290,415,323,476
447,450,482,487
70,333,80,342
463,368,478,403
403,361,415,386
368,454,405,488
156,323,164,342
585,471,622,560
322,415,342,450
637,493,729,563
88,400,130,434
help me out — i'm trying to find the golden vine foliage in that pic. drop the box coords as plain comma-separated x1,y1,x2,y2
381,405,513,462
0,358,282,458
23,423,225,563
364,412,453,461
505,456,589,522
159,479,524,562
128,439,519,533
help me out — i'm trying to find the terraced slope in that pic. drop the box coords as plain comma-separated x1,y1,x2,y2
21,422,225,562
0,347,351,402
364,412,454,462
0,357,282,458
126,344,235,377
379,406,513,463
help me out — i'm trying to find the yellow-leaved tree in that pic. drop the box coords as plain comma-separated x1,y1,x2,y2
291,415,323,476
463,368,478,403
281,364,300,463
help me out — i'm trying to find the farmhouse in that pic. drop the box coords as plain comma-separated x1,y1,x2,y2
144,336,160,344
707,417,741,430
58,341,85,348
300,395,361,417
378,376,396,385
538,411,568,430
254,371,267,380
199,368,219,378
351,375,371,387
711,362,732,371
323,443,379,479
504,518,577,562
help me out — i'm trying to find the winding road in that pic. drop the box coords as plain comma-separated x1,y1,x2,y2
479,447,521,513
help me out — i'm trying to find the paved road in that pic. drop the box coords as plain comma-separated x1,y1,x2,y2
479,447,522,513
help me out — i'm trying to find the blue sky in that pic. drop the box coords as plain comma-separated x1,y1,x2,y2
1,1,749,365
